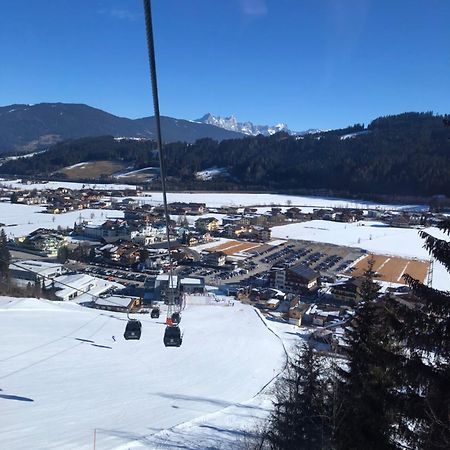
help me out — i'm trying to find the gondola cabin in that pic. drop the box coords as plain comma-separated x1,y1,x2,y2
150,307,160,319
163,326,182,347
171,312,181,324
124,319,142,340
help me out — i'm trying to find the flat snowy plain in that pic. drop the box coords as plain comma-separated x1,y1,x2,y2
0,298,286,450
0,203,123,239
0,179,137,191
113,192,426,211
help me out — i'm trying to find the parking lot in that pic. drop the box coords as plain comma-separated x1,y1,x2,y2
260,240,364,279
67,262,157,289
178,239,365,287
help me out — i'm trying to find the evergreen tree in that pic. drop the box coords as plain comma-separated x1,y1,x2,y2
265,343,331,450
0,229,11,279
391,220,450,449
57,246,69,263
139,247,149,264
335,261,399,450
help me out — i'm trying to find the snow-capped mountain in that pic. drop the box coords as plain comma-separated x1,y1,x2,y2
196,113,292,136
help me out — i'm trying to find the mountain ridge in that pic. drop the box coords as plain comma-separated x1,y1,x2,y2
195,112,291,136
0,102,244,153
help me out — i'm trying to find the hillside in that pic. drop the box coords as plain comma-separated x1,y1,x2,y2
0,103,244,153
0,296,285,449
2,112,449,197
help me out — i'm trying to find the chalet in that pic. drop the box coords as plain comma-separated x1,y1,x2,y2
312,208,334,220
101,242,141,265
334,210,357,223
183,233,199,246
195,217,219,232
390,214,411,228
270,263,319,293
223,224,246,238
285,207,305,220
204,251,226,267
287,299,309,325
13,192,47,205
18,229,67,257
303,304,342,326
222,215,251,226
164,202,206,215
268,209,286,223
80,219,132,242
251,226,271,241
331,277,365,303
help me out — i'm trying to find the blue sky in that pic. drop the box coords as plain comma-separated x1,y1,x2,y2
1,0,449,130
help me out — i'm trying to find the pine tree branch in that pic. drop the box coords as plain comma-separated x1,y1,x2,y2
418,230,450,272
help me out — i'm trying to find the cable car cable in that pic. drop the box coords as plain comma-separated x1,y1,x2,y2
143,0,182,347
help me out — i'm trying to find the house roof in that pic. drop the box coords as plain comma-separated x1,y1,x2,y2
288,263,319,281
12,260,63,276
95,295,136,308
180,277,203,286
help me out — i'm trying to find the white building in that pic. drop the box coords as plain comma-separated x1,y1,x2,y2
53,273,117,302
10,260,65,287
93,295,141,312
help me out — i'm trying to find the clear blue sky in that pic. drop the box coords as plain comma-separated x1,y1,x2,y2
1,0,449,130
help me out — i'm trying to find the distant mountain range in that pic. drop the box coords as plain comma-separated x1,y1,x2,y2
0,103,244,153
195,113,290,136
195,113,325,137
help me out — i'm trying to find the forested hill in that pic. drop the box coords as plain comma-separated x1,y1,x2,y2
2,112,449,197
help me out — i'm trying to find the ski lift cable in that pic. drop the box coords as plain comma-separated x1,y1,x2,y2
143,0,176,314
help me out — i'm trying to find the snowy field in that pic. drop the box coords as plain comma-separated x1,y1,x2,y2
0,179,138,191
272,220,450,290
0,203,123,239
0,298,286,450
112,192,426,212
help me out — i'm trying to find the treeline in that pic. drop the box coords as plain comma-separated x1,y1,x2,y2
2,112,449,197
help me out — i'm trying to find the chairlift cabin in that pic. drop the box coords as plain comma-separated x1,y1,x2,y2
124,319,142,340
150,307,160,319
163,326,182,347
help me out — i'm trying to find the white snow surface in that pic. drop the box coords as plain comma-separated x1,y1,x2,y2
113,192,426,211
114,167,159,178
0,179,137,191
0,203,123,238
0,297,285,449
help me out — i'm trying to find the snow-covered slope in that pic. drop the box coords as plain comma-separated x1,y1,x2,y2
0,297,285,449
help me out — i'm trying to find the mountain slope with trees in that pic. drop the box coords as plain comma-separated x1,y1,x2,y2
2,112,449,197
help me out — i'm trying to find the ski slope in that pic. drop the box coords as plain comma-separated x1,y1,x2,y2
0,297,285,449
